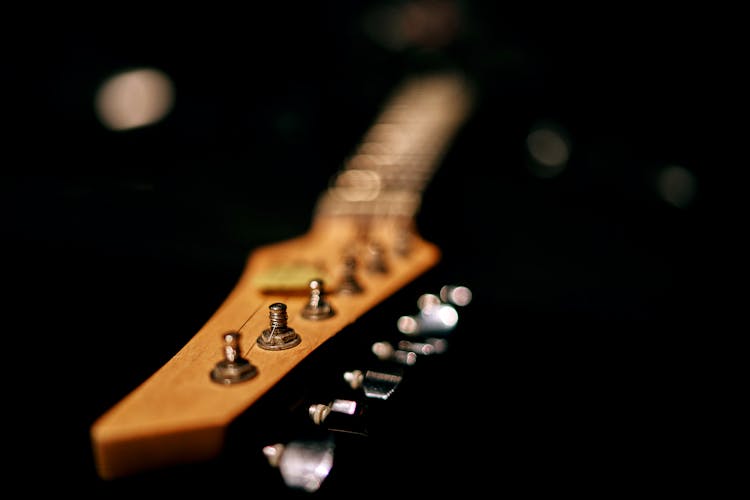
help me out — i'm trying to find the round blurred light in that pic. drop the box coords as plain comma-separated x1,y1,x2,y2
95,67,175,131
527,125,570,177
436,304,459,328
331,169,382,202
440,285,472,306
657,164,697,208
397,315,419,335
417,293,441,311
372,341,395,360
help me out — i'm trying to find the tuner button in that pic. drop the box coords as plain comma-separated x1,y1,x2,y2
263,439,335,493
417,293,442,311
343,369,364,390
372,341,417,366
301,279,335,320
398,337,448,355
308,399,367,435
308,399,359,426
344,369,406,400
210,332,257,384
308,403,332,425
439,285,473,306
262,443,285,468
257,303,302,350
397,303,459,336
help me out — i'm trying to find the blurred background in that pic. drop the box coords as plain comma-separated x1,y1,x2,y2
3,1,718,495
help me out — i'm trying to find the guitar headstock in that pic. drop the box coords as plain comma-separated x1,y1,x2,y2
90,71,474,481
257,282,474,493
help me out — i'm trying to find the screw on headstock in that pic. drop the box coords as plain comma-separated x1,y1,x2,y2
301,278,335,320
256,303,301,350
210,331,257,384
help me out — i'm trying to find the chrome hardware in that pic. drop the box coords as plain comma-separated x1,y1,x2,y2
440,285,473,306
343,369,364,390
301,278,335,320
257,303,301,350
417,293,442,310
308,399,359,425
371,341,417,366
343,369,405,400
338,255,364,294
397,286,473,336
397,303,457,335
398,337,448,355
308,403,332,425
307,399,367,436
210,332,257,384
262,438,335,493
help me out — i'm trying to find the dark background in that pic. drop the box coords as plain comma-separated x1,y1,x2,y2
3,1,720,495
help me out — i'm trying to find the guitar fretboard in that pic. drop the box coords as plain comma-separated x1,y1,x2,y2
90,70,474,481
314,72,474,219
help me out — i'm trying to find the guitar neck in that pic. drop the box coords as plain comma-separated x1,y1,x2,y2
90,71,474,480
315,71,474,220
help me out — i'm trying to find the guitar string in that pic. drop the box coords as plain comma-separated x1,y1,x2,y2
238,300,269,356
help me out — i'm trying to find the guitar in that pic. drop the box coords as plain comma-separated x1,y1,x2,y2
89,70,475,491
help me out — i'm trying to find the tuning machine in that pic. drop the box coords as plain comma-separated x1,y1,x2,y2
396,337,448,356
308,398,368,436
210,331,258,384
263,437,335,493
396,285,472,337
370,341,418,366
343,368,406,401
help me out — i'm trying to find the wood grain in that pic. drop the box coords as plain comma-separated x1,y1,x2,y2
90,217,440,479
90,71,472,480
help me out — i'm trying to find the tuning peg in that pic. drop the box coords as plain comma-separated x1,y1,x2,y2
397,337,448,355
371,341,417,366
257,303,302,350
396,286,473,336
210,331,258,384
301,278,335,320
308,399,368,436
338,255,364,294
308,399,360,425
262,437,335,493
417,293,442,310
439,285,473,306
343,368,405,400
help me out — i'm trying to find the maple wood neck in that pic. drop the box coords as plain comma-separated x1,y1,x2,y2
90,70,474,480
315,71,473,221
